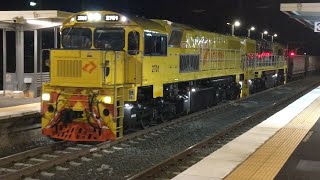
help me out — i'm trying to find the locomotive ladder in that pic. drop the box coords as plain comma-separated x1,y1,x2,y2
114,86,124,138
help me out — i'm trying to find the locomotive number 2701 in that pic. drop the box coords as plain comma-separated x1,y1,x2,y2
152,65,160,72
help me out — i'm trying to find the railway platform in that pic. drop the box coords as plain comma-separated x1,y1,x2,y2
0,95,40,122
173,86,320,180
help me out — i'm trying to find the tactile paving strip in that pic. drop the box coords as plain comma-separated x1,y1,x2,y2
225,97,320,180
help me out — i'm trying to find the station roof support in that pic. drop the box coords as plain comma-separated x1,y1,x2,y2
0,10,72,97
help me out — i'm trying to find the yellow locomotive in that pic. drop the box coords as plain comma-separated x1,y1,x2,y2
41,11,287,141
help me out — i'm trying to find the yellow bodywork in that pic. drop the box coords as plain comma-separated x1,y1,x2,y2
41,10,287,140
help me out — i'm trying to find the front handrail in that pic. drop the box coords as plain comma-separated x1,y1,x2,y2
40,49,51,85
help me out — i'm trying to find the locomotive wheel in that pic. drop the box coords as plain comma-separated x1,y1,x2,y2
139,116,151,129
158,113,169,123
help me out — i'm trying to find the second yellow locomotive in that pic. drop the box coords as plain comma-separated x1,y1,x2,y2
41,11,287,141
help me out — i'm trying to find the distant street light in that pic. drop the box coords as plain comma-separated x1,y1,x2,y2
272,33,278,42
30,1,37,6
234,21,241,27
261,30,268,39
248,26,255,38
228,20,241,36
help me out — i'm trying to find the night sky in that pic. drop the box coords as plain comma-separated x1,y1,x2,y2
1,0,320,54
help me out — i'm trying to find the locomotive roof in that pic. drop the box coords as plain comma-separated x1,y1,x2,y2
63,10,284,49
63,10,167,33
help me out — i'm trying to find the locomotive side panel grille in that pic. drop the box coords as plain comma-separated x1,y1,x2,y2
180,54,200,73
57,60,82,78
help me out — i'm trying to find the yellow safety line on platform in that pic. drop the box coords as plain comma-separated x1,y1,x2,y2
225,97,320,180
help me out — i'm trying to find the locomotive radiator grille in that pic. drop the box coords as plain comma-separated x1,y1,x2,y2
57,60,82,78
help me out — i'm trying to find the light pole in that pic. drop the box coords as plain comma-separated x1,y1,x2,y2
271,33,277,42
261,30,268,39
228,21,241,36
247,26,255,38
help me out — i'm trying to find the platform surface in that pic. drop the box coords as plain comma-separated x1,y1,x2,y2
0,95,40,108
173,86,320,180
0,96,40,121
275,118,320,179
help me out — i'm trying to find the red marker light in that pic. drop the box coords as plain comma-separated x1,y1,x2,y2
289,52,295,57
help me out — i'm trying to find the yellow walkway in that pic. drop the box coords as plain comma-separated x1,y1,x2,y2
225,97,320,180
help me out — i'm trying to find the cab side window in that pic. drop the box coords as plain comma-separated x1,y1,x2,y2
128,31,140,55
169,30,183,47
144,32,167,56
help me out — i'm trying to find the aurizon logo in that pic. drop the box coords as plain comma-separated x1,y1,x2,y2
82,61,97,73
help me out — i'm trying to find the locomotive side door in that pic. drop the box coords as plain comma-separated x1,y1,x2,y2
125,28,143,85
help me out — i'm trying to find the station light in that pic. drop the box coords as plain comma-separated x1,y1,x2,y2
261,30,268,39
30,1,37,7
271,33,278,42
234,21,241,27
248,26,255,38
229,20,241,36
42,93,51,101
26,19,60,27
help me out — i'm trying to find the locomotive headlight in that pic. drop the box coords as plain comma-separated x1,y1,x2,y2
42,93,51,101
88,13,102,21
102,96,112,104
121,16,127,22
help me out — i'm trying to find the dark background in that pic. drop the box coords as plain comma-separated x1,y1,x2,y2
1,0,320,75
1,0,320,54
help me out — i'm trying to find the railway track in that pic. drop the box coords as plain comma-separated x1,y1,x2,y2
0,79,318,179
130,81,320,179
0,95,244,179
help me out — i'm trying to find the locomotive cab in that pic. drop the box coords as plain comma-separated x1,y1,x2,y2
42,11,149,141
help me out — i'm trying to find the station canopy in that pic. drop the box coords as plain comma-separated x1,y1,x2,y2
281,3,320,30
0,10,73,30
